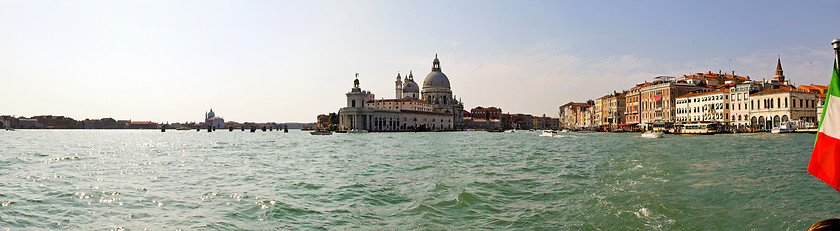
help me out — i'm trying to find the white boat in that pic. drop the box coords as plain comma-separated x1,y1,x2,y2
310,130,333,135
541,130,559,137
505,129,516,133
560,129,571,133
771,122,796,133
348,129,368,134
641,130,664,138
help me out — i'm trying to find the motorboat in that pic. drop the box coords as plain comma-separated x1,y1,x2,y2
541,130,559,137
5,128,14,131
504,129,516,133
641,130,664,138
310,130,333,135
560,129,571,133
771,122,796,134
348,129,368,134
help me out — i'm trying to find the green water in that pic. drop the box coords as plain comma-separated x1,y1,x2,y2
0,130,834,230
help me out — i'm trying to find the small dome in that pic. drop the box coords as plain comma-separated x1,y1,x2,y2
423,71,450,89
403,79,420,93
207,109,215,118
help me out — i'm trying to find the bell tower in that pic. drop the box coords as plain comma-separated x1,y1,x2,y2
395,72,403,99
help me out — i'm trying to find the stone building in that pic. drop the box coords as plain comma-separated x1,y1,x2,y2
339,55,464,132
748,88,819,131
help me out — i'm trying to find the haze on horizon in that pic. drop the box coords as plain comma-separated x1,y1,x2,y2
2,0,839,123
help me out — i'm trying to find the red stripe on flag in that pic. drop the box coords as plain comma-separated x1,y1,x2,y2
809,132,840,192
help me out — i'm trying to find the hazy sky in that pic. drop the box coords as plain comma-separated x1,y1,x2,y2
2,1,839,123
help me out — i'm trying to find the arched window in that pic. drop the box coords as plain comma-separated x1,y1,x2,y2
785,97,788,108
352,100,356,107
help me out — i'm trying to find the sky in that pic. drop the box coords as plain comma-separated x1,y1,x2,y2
2,0,839,123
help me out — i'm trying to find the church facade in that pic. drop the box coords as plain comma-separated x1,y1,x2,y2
338,55,465,131
205,109,225,129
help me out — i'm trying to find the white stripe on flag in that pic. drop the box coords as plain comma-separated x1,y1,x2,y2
820,94,840,139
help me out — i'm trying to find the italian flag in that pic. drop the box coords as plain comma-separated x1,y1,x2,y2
808,60,840,192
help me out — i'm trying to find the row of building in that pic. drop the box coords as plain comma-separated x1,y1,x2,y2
0,115,160,129
559,58,828,132
0,109,315,130
330,55,560,132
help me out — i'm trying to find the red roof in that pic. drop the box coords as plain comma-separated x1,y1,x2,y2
676,88,729,98
751,88,797,96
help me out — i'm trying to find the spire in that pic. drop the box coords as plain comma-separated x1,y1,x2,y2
775,57,783,76
409,70,414,80
774,56,785,82
432,54,441,72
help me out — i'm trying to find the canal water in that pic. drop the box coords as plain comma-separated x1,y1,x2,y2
0,130,835,230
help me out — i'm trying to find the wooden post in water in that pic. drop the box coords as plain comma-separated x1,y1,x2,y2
161,125,165,132
250,126,256,133
241,127,245,131
261,126,266,132
284,125,288,133
269,126,273,131
208,125,212,132
229,126,233,132
197,127,200,132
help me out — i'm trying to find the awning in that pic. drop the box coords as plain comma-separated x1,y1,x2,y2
618,122,639,126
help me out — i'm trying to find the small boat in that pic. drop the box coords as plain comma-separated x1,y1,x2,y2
487,128,505,132
541,130,559,137
771,122,796,134
560,129,571,133
528,129,535,133
577,130,595,133
641,130,664,138
176,127,191,131
348,129,368,134
310,130,333,135
5,128,15,131
504,129,516,133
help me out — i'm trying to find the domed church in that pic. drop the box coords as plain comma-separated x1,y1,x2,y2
338,55,465,131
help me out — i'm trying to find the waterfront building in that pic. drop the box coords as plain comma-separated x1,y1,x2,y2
559,102,592,129
33,115,79,129
510,113,534,130
127,121,159,129
462,106,502,130
621,83,648,130
532,115,560,130
470,106,502,120
675,88,731,123
748,88,819,131
594,91,626,130
727,81,764,130
205,109,225,129
638,76,710,128
338,55,463,131
18,118,42,128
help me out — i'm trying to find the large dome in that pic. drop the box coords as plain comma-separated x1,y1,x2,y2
423,71,450,89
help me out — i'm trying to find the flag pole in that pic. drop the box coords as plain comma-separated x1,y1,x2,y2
833,38,840,70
